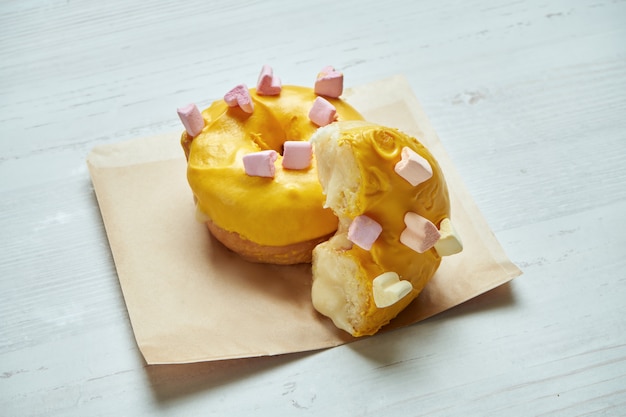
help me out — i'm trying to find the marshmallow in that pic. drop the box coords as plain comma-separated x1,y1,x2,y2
242,150,278,178
224,84,254,113
282,141,312,170
394,147,433,186
256,64,282,96
372,272,413,308
400,212,441,253
309,96,337,126
434,218,463,256
348,215,383,250
314,65,344,98
177,103,205,137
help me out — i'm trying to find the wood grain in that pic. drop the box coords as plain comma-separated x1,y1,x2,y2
1,0,625,415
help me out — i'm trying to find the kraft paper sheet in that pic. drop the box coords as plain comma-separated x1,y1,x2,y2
87,75,522,365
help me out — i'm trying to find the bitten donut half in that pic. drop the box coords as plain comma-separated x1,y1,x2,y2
310,121,463,336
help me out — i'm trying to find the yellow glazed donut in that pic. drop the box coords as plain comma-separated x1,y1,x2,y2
179,68,363,264
310,121,462,336
178,66,463,335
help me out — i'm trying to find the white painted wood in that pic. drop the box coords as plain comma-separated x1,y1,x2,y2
1,0,625,415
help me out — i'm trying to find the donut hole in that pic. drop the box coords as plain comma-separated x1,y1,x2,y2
241,102,311,156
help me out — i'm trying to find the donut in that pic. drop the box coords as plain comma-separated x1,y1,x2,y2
179,65,364,264
309,121,463,336
178,65,463,336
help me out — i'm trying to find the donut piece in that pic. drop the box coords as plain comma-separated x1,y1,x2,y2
310,121,458,336
182,85,364,264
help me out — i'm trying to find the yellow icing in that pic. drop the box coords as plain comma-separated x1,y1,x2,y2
315,124,451,336
183,86,364,246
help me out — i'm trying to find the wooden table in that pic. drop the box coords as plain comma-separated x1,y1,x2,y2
2,0,625,415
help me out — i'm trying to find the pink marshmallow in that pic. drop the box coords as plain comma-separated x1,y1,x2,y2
224,84,254,113
400,212,441,253
256,64,282,96
242,150,278,178
282,141,312,170
176,103,204,137
309,96,337,126
314,65,344,98
348,215,383,251
394,147,433,186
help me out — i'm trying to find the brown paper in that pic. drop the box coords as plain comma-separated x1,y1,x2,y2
87,75,521,365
